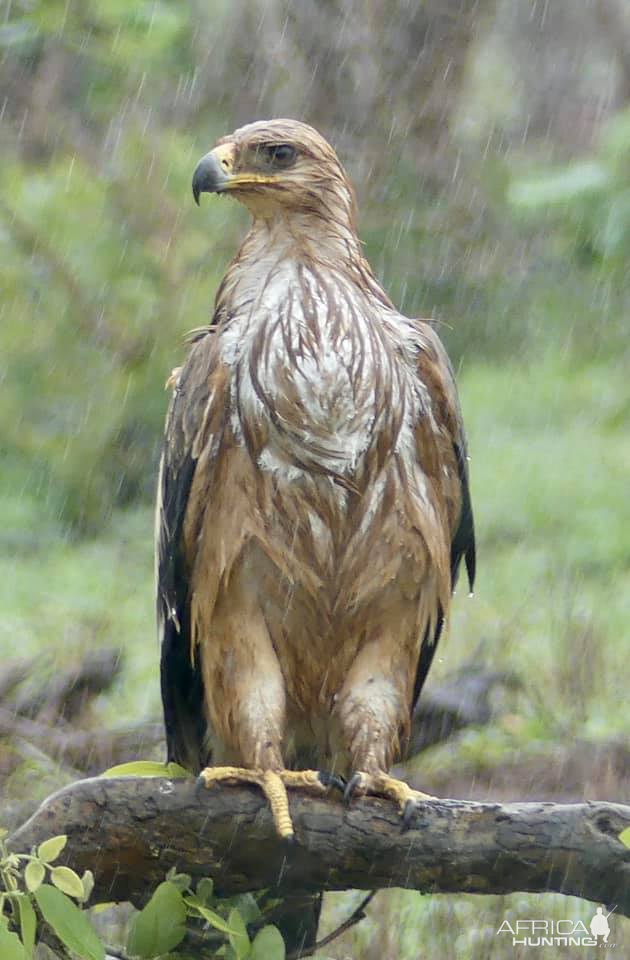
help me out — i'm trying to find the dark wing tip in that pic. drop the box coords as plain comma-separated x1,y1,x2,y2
465,537,476,593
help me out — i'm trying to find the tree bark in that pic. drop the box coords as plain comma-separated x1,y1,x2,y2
8,777,630,916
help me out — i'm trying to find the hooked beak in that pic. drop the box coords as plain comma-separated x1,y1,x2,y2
192,143,235,205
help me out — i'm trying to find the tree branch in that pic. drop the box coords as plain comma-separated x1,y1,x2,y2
0,708,164,776
8,777,630,915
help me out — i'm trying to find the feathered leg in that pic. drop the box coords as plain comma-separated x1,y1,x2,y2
197,586,341,839
334,633,436,826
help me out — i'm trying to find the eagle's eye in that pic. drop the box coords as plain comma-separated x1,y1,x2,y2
258,143,297,169
271,144,297,167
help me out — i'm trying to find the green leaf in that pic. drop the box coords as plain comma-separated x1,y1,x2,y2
80,870,95,903
251,925,285,960
50,865,86,900
101,760,191,779
228,908,250,959
165,868,192,892
127,881,187,958
36,835,67,864
618,826,630,848
508,162,609,209
195,877,214,904
33,884,104,960
166,761,193,779
24,861,45,893
16,894,36,957
91,902,116,914
232,894,261,924
0,924,29,960
183,897,234,934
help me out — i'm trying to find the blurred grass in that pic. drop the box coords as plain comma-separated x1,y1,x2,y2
317,888,628,959
0,500,158,725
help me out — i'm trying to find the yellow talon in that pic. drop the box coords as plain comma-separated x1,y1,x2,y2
197,766,331,839
345,771,436,823
198,765,248,787
262,770,293,840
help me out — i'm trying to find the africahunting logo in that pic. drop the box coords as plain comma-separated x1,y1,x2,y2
496,906,619,948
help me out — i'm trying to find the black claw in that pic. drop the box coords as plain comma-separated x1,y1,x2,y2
281,833,296,852
317,770,346,793
344,772,364,805
402,798,417,831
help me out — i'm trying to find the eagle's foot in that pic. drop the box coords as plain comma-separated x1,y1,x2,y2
197,766,343,840
278,768,345,793
315,769,346,793
344,771,435,829
197,766,294,839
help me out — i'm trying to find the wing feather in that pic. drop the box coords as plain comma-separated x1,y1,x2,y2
156,330,225,771
410,319,475,589
408,319,476,712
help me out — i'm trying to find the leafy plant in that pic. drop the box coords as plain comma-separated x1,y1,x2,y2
128,870,286,960
0,828,101,959
101,760,191,779
619,827,630,849
508,107,630,267
0,827,287,959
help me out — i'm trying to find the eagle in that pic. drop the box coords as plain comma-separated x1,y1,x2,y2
156,119,475,838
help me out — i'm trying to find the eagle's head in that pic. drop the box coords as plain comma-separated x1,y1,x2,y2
192,119,357,231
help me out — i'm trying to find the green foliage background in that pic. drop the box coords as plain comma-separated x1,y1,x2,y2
1,0,630,957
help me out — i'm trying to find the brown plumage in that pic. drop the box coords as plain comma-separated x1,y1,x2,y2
157,119,475,835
